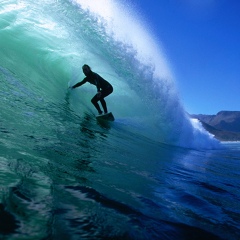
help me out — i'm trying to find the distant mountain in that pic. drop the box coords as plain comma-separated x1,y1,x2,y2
191,111,240,141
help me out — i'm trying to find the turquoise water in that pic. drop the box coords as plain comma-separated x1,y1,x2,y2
0,0,240,239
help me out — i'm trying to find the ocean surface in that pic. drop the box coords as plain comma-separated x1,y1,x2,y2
0,0,240,239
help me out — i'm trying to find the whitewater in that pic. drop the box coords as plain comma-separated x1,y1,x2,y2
0,0,240,239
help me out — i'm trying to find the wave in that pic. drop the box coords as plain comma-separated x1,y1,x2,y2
0,0,220,149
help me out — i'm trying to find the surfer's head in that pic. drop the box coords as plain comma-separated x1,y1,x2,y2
82,64,92,76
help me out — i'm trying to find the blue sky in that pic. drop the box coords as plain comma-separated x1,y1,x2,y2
131,0,240,114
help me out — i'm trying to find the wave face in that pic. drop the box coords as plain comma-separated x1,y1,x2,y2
0,0,219,149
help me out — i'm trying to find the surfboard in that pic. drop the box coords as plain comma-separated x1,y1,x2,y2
96,112,115,121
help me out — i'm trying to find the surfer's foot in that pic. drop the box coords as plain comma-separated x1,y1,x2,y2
104,111,108,114
98,111,103,115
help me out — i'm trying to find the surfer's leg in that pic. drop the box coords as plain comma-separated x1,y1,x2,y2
91,95,102,114
100,98,107,114
99,86,113,114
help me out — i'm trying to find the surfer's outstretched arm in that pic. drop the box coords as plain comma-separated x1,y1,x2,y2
71,79,87,89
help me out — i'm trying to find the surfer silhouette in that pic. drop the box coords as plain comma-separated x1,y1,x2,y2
71,64,113,115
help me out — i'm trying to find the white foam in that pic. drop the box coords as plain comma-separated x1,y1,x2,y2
73,0,172,80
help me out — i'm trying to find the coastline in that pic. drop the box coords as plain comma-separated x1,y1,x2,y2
190,111,240,142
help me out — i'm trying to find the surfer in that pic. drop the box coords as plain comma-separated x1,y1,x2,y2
71,64,113,115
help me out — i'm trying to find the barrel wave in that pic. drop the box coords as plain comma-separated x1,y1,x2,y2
1,1,240,240
0,0,219,149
